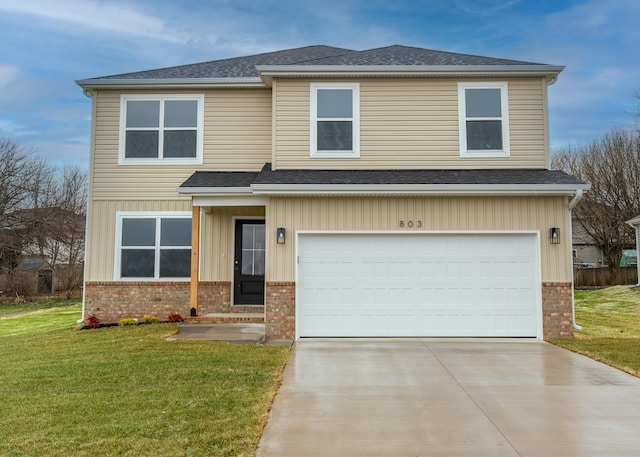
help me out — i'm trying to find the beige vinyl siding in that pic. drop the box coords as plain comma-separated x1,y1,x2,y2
273,78,547,170
91,89,271,200
199,206,265,281
87,196,570,283
86,200,264,282
85,200,192,281
266,196,570,282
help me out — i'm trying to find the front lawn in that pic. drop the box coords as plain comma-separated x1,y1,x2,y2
0,297,79,318
0,304,290,456
551,286,640,377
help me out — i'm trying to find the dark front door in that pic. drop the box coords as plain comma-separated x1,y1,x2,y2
234,220,265,305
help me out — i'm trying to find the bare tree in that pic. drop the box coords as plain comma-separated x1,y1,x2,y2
0,138,88,298
0,138,51,270
551,128,640,283
49,166,87,298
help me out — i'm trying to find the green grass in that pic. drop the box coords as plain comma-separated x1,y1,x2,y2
551,286,640,377
0,303,290,456
0,298,80,318
0,303,82,336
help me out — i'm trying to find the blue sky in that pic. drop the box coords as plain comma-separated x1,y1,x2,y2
0,0,638,167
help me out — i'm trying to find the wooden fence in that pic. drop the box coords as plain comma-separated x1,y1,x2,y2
573,266,638,288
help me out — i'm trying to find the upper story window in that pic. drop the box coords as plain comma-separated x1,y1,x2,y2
119,94,204,165
310,83,360,158
115,212,192,280
458,82,510,158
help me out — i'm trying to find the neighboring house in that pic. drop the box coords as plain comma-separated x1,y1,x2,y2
627,216,640,286
13,255,53,295
572,215,604,267
77,45,589,340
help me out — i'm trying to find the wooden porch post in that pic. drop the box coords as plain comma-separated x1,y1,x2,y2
190,205,200,316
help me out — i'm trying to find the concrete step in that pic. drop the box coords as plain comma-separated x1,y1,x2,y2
176,323,265,344
183,312,264,324
227,305,264,314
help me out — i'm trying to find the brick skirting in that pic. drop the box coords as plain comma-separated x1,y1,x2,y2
86,280,573,340
84,281,233,323
197,282,232,314
541,281,574,339
265,281,296,340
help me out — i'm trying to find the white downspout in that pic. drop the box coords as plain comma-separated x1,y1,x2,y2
569,189,584,330
77,89,94,324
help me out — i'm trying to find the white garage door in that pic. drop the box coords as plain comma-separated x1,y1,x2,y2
297,233,540,337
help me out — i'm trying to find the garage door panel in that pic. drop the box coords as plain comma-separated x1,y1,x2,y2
297,233,540,337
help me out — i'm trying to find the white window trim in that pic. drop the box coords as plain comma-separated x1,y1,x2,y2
310,83,360,158
114,211,192,281
458,82,510,158
118,94,204,165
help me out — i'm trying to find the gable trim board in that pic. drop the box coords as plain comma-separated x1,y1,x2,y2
295,231,542,339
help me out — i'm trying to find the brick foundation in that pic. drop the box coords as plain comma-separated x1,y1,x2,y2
542,281,574,339
84,281,234,323
265,281,295,340
197,282,232,314
86,280,574,340
262,281,574,341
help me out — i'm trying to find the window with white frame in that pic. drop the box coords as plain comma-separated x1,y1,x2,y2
115,213,191,280
458,82,510,157
310,83,360,158
119,94,204,164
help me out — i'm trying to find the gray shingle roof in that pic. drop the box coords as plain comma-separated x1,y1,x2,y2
296,45,545,67
15,257,51,272
97,45,354,80
179,163,587,189
180,170,259,188
252,164,585,186
82,44,551,82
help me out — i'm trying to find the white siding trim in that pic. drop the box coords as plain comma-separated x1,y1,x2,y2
458,82,510,158
118,94,205,166
113,211,192,281
310,83,360,158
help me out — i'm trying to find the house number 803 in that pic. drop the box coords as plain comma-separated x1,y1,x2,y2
399,220,422,228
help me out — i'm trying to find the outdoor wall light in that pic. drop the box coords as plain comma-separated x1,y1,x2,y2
550,227,560,245
277,227,286,244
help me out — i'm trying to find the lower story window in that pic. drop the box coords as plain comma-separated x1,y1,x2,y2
116,212,191,280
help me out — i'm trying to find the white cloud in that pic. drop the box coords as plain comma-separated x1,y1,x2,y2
0,0,187,43
0,118,35,137
0,64,37,106
0,64,21,88
452,0,522,15
546,0,640,40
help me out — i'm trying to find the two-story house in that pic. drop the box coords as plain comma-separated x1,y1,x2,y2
77,45,588,340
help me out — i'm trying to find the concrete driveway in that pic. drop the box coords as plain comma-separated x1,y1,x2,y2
257,339,640,457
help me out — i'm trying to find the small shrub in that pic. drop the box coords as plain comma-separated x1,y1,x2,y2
143,315,160,324
167,313,184,323
119,317,138,327
86,314,100,329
